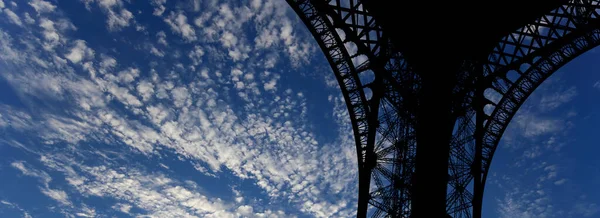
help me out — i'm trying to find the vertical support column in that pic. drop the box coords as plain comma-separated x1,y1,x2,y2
357,166,370,218
357,68,384,218
472,66,485,218
411,61,458,218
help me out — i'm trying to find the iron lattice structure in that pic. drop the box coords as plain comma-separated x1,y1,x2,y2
287,0,600,217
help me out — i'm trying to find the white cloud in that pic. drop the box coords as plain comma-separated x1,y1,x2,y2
11,161,52,184
137,81,155,102
100,55,117,69
150,46,165,57
594,81,600,89
539,86,577,111
12,161,72,206
113,203,133,214
98,0,119,8
29,0,56,13
84,0,134,31
116,67,140,83
0,200,31,218
39,18,60,42
493,73,586,218
4,8,22,26
164,11,196,41
40,188,71,205
496,187,561,218
188,46,204,66
171,86,190,108
573,202,600,217
263,79,277,91
75,206,97,217
157,31,168,46
23,12,35,24
220,31,237,48
0,1,356,217
0,105,34,130
35,153,294,218
106,8,133,30
42,115,98,144
554,178,567,185
38,18,66,51
151,0,166,16
513,112,563,138
236,205,253,216
0,0,4,8
65,40,95,64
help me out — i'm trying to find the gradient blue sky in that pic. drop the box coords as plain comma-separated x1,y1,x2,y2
0,0,598,218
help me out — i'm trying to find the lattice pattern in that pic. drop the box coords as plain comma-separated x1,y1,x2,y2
446,109,476,218
367,95,416,217
326,0,386,57
287,0,419,217
289,0,600,218
447,1,600,217
286,0,372,177
302,1,421,217
481,28,600,185
484,0,600,76
481,0,600,185
324,1,422,217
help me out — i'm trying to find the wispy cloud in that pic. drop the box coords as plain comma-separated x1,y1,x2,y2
539,86,577,112
81,0,134,31
40,188,71,206
150,0,167,16
491,75,591,218
0,1,351,217
18,152,295,217
3,8,22,26
501,77,576,151
0,200,32,218
573,202,600,217
11,161,73,207
164,11,197,42
553,178,567,185
65,40,95,64
28,0,56,14
11,161,52,184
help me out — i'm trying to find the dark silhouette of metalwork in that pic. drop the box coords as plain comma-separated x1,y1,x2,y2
286,0,600,217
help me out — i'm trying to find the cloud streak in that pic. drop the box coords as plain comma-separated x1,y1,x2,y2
0,1,354,217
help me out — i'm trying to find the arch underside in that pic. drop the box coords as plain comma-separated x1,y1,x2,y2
287,0,420,217
450,1,600,217
287,0,600,217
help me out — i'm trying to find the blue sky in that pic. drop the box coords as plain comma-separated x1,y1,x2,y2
0,0,598,218
482,50,600,217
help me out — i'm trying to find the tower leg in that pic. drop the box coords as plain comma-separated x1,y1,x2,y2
473,66,485,218
411,64,458,218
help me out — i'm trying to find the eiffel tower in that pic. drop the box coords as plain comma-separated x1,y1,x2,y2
286,0,600,217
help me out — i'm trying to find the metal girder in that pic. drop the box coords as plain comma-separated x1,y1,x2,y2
288,0,600,217
284,2,374,215
287,0,420,217
447,1,600,217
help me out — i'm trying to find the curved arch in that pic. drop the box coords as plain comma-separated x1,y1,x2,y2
474,1,600,217
285,0,372,173
481,29,600,192
286,1,420,217
444,1,600,217
481,4,600,189
289,1,600,218
286,1,382,217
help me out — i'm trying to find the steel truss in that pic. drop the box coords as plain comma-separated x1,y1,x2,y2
287,0,600,217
